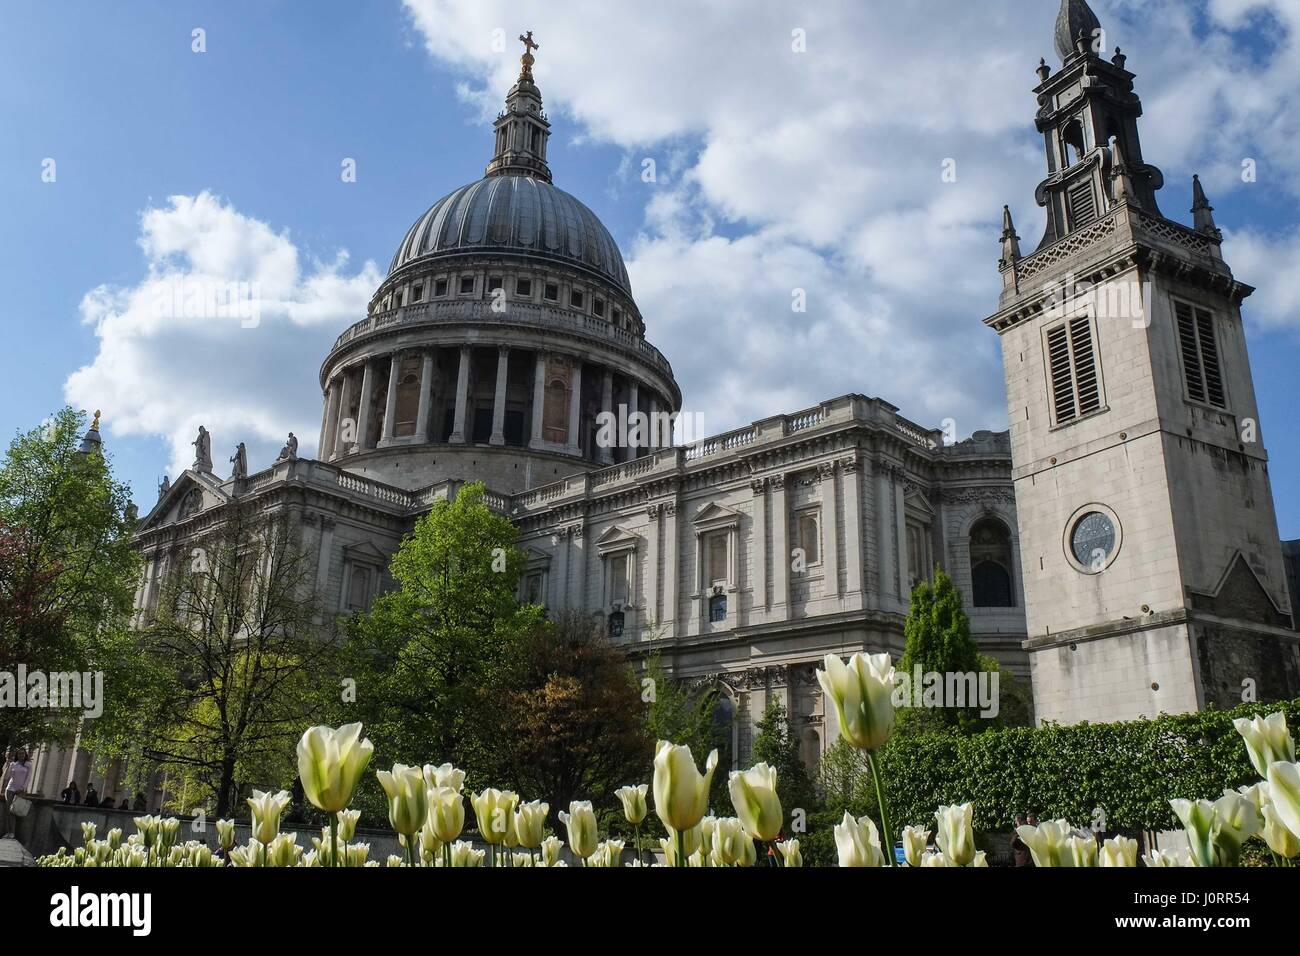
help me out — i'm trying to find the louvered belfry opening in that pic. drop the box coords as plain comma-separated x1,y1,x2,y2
1175,300,1225,408
1047,316,1101,424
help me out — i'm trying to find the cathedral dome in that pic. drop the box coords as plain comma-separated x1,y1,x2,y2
387,175,632,295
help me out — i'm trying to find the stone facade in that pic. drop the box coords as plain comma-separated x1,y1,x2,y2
985,0,1298,724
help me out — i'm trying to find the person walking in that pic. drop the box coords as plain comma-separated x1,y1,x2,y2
1,749,33,838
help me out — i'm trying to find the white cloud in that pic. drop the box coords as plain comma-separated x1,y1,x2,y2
398,0,1300,441
64,192,381,480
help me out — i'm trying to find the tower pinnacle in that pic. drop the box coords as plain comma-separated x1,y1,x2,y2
1054,0,1102,62
485,29,553,183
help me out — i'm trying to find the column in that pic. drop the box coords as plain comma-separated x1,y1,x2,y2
380,352,401,443
771,474,788,611
627,380,640,461
662,501,679,633
647,395,660,451
333,371,355,458
449,345,470,443
894,467,908,602
874,459,895,603
490,347,509,445
572,525,586,608
751,479,768,614
319,381,339,457
529,351,546,449
646,504,661,629
312,516,335,624
566,359,582,456
552,527,570,610
599,369,614,464
415,351,434,443
841,456,864,595
355,360,376,452
821,461,841,598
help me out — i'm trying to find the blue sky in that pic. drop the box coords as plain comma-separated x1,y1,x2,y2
1,0,1298,537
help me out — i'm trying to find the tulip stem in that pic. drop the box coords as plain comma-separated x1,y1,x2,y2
677,828,686,868
634,823,642,865
330,817,339,868
444,843,451,868
865,750,895,867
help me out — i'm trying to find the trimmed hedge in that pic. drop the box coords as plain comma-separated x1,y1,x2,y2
879,698,1300,833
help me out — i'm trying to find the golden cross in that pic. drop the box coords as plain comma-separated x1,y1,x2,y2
519,31,539,56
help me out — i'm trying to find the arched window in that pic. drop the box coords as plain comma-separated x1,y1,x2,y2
970,517,1015,608
543,377,569,444
1062,117,1086,166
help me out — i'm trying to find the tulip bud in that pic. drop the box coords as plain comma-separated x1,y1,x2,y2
777,838,802,867
297,722,374,814
652,741,719,832
558,800,599,860
1067,834,1098,867
377,764,427,837
834,811,884,867
728,762,783,842
1233,711,1295,778
935,803,976,867
1015,819,1074,867
215,818,235,851
615,784,649,825
513,799,549,849
1261,801,1300,858
1266,761,1300,844
713,817,748,866
540,835,565,867
81,822,96,845
1099,835,1138,867
470,788,518,845
337,808,360,842
972,850,988,867
422,762,466,793
427,786,466,843
816,652,896,751
345,842,370,867
246,790,291,845
902,824,930,867
450,840,484,867
106,827,123,850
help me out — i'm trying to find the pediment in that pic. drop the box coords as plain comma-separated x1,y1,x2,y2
692,501,742,530
596,524,641,554
342,540,387,563
523,546,553,568
904,487,936,517
137,470,231,532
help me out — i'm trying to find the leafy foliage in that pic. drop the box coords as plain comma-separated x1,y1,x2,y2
0,408,140,748
343,482,544,808
87,503,340,816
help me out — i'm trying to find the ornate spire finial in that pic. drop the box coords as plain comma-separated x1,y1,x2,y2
999,205,1022,270
1054,0,1102,62
1036,57,1052,82
91,409,101,431
518,30,539,81
1191,174,1221,238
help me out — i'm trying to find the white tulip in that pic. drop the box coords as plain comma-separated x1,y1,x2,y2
728,762,783,842
902,824,930,867
777,838,802,867
1233,711,1295,778
1266,761,1300,842
422,762,466,793
935,803,976,867
558,800,599,860
834,811,884,867
653,741,719,832
615,784,648,825
816,652,896,751
1099,835,1138,867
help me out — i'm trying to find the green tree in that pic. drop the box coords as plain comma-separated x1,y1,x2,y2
898,568,994,734
0,408,139,750
344,482,544,798
496,612,651,822
88,503,340,816
749,700,817,825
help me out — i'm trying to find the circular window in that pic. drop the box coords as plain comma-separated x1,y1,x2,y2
1064,504,1122,574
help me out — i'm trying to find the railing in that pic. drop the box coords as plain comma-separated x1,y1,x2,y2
684,426,757,461
329,300,675,378
784,406,824,434
894,416,940,450
335,471,414,508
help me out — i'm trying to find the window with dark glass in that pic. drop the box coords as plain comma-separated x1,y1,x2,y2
544,282,559,301
570,289,584,310
459,276,475,294
709,594,728,622
593,298,605,317
516,277,532,297
434,278,449,297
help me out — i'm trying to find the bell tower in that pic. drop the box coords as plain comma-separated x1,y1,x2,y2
986,0,1298,724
